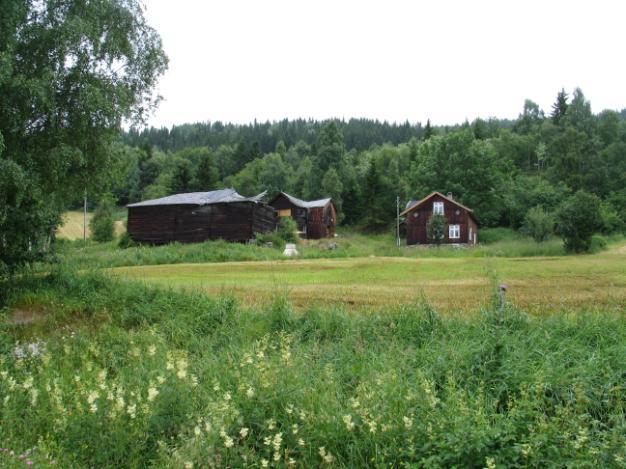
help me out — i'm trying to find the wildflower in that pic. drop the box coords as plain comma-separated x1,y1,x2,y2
349,397,360,409
156,375,165,385
403,416,413,429
22,376,34,390
224,436,234,448
147,345,156,357
272,432,283,451
127,403,136,419
176,358,188,379
264,436,272,446
224,392,231,401
484,457,496,469
239,427,249,438
190,375,198,387
204,421,212,432
183,462,193,469
298,438,305,446
30,389,38,406
147,387,159,402
194,426,201,436
285,404,293,414
319,447,334,464
291,424,299,435
343,414,355,431
213,381,221,392
367,420,377,434
261,459,269,468
246,387,255,398
287,457,296,466
266,419,276,430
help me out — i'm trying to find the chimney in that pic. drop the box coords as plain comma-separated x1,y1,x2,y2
447,192,453,200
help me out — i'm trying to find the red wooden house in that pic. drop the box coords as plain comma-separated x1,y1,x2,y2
401,192,478,245
269,192,337,239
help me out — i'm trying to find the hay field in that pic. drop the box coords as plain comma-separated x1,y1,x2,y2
111,249,626,313
56,211,125,240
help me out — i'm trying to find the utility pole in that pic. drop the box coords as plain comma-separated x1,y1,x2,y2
83,190,87,245
396,195,400,247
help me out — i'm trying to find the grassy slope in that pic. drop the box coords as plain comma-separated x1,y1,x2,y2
110,250,626,313
1,270,625,467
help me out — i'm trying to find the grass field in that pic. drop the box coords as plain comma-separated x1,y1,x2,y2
1,269,625,467
111,247,626,313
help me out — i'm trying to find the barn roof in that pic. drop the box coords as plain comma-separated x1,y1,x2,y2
127,188,267,208
274,191,332,209
400,191,475,217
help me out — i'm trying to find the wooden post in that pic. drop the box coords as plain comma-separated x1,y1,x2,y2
396,196,400,247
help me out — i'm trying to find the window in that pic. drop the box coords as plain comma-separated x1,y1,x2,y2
278,209,292,217
449,224,460,239
433,201,444,215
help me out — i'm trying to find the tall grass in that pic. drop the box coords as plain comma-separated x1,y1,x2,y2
1,269,624,467
50,228,605,270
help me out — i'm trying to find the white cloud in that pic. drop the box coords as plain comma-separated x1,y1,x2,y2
144,0,626,127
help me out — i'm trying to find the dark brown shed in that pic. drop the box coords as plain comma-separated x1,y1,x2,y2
401,191,478,246
127,188,277,244
269,192,337,239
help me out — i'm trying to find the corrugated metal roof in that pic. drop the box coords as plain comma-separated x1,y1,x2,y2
278,192,332,209
127,188,267,208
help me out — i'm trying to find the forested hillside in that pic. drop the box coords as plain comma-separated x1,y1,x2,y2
113,88,626,233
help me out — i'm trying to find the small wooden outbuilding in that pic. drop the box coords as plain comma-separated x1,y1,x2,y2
269,192,337,239
127,188,277,244
401,191,478,245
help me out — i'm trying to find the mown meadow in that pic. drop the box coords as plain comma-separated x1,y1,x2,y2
1,267,625,467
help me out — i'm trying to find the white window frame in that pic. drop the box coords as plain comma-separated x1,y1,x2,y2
433,201,444,215
449,224,460,239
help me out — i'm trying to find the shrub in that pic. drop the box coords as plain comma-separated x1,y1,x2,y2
556,191,602,253
90,195,115,242
426,214,447,245
118,231,137,249
522,205,554,242
599,202,625,234
276,217,299,244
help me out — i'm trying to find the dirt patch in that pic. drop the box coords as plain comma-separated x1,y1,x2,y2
6,308,46,325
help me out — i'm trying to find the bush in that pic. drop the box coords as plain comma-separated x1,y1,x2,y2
90,195,115,242
478,227,521,244
599,202,624,234
276,217,299,244
118,231,137,249
426,214,447,245
522,206,554,242
556,191,602,253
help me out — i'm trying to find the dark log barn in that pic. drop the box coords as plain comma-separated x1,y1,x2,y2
269,192,337,239
401,192,478,245
127,189,277,244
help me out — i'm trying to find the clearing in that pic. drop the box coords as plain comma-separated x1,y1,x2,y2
111,250,626,312
56,210,125,240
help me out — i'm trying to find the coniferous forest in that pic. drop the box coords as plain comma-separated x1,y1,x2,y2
114,89,625,235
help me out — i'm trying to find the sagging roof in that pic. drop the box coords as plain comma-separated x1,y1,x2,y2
400,191,475,217
127,188,267,208
274,191,332,209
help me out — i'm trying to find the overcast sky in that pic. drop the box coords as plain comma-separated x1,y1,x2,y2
143,0,626,128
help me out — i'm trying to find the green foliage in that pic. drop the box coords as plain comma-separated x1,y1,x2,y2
0,0,167,272
276,216,299,244
169,159,193,194
556,191,603,253
426,214,447,244
90,196,116,242
599,202,624,234
321,167,343,222
1,269,625,466
117,231,137,249
522,206,554,242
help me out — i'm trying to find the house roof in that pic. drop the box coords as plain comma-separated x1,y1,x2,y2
400,191,475,218
127,188,267,208
272,191,332,209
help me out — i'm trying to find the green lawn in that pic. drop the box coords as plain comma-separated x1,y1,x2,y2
111,248,626,313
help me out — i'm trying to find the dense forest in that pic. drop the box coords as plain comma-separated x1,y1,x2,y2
111,88,626,237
